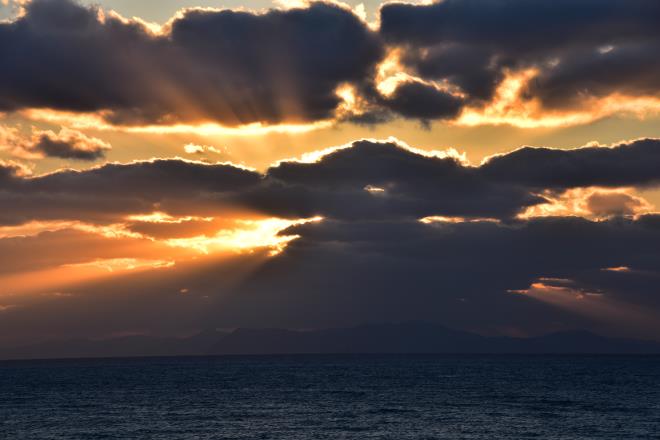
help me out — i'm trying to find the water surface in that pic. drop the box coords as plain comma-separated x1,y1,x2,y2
1,355,659,439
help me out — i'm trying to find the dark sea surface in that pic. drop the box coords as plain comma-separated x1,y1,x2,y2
1,355,659,439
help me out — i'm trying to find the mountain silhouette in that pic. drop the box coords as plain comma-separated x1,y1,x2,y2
2,323,659,360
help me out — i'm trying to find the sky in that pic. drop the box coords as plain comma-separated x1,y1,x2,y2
1,0,660,348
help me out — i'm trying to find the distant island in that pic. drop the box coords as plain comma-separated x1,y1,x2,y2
3,322,660,361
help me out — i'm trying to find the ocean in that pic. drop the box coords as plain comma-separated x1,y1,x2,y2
1,355,659,439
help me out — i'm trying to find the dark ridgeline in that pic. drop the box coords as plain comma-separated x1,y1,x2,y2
2,322,660,360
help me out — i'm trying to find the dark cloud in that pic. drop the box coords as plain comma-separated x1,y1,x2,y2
2,0,659,126
380,0,660,110
3,216,660,344
377,80,464,121
0,160,29,182
2,138,660,344
0,159,262,225
1,125,110,161
260,139,540,220
29,128,110,161
3,138,660,226
206,216,660,335
482,138,660,189
0,0,383,126
529,41,660,110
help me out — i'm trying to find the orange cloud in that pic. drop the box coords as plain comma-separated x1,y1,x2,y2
518,187,654,220
456,69,660,128
0,124,110,160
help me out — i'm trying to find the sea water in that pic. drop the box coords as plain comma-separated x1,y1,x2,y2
1,355,659,439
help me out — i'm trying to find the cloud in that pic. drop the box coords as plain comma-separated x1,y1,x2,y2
517,187,654,220
1,125,110,161
260,139,540,220
29,127,111,160
3,138,660,227
4,0,659,128
1,137,660,344
0,228,176,275
585,190,652,217
0,0,383,126
0,159,31,180
183,143,228,158
0,158,262,225
4,215,660,344
377,80,464,120
378,0,660,122
211,215,660,333
481,138,660,189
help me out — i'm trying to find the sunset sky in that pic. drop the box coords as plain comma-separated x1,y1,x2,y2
2,0,660,348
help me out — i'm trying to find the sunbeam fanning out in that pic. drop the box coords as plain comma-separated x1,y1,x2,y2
509,278,660,336
20,109,335,136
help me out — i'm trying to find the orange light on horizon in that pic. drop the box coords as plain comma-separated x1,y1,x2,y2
126,212,214,224
64,258,176,272
0,220,143,240
165,216,323,256
0,257,176,298
0,214,324,257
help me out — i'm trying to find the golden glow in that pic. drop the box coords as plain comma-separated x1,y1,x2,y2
0,220,142,239
126,212,213,224
183,143,226,155
518,187,654,220
21,109,333,136
165,216,323,256
376,49,414,98
420,216,499,224
334,83,373,120
0,158,33,177
364,185,386,193
375,49,463,100
457,69,660,128
274,1,368,22
64,258,175,272
0,258,175,297
283,141,354,164
602,266,632,273
1,213,323,261
510,278,659,330
273,0,309,9
0,215,323,298
99,9,163,36
509,281,602,301
277,137,469,167
0,216,321,298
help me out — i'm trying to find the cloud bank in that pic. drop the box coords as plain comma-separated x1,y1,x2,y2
1,138,660,344
1,137,659,225
1,0,659,128
0,0,382,126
